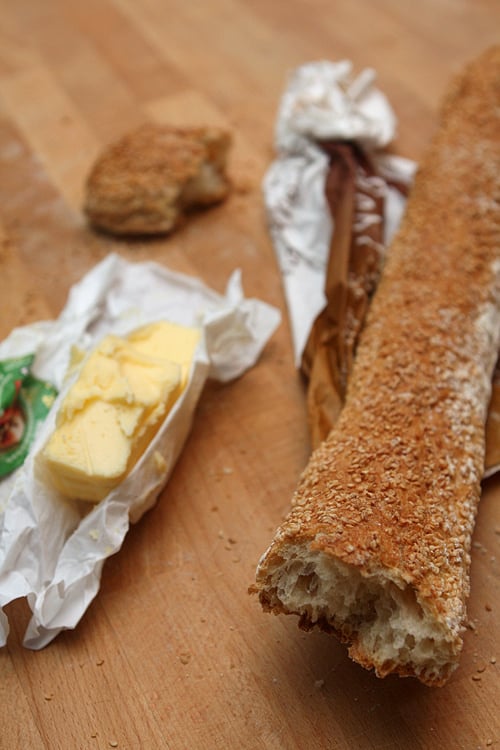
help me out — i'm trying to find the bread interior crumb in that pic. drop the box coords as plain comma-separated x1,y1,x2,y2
261,542,458,683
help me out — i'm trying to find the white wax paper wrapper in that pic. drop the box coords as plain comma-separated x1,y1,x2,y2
0,253,280,648
264,60,416,365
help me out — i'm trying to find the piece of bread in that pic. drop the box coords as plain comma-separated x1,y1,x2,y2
253,46,500,686
84,123,231,235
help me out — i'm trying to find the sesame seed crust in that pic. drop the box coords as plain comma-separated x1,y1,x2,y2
255,46,500,685
84,123,231,235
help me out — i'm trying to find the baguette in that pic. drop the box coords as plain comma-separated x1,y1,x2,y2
253,46,500,686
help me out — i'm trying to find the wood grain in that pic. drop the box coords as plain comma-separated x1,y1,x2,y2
0,1,499,748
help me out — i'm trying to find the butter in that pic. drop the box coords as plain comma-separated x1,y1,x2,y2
39,321,200,502
126,321,201,387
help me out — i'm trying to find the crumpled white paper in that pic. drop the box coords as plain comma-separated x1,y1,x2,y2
264,60,416,365
0,253,280,648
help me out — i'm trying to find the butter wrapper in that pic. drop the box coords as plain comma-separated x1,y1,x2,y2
0,253,280,648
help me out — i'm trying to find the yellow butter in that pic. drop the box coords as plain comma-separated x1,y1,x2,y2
40,321,200,502
126,321,201,387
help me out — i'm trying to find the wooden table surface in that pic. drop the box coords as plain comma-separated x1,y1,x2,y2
1,2,499,748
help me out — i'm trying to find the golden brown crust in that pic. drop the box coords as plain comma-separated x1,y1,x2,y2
254,46,500,685
84,123,232,235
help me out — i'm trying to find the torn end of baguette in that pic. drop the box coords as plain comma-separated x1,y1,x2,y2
255,541,461,687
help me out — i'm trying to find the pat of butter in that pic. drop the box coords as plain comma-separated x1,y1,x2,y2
39,321,200,502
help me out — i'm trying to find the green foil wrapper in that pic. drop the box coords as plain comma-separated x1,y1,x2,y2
0,356,57,478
